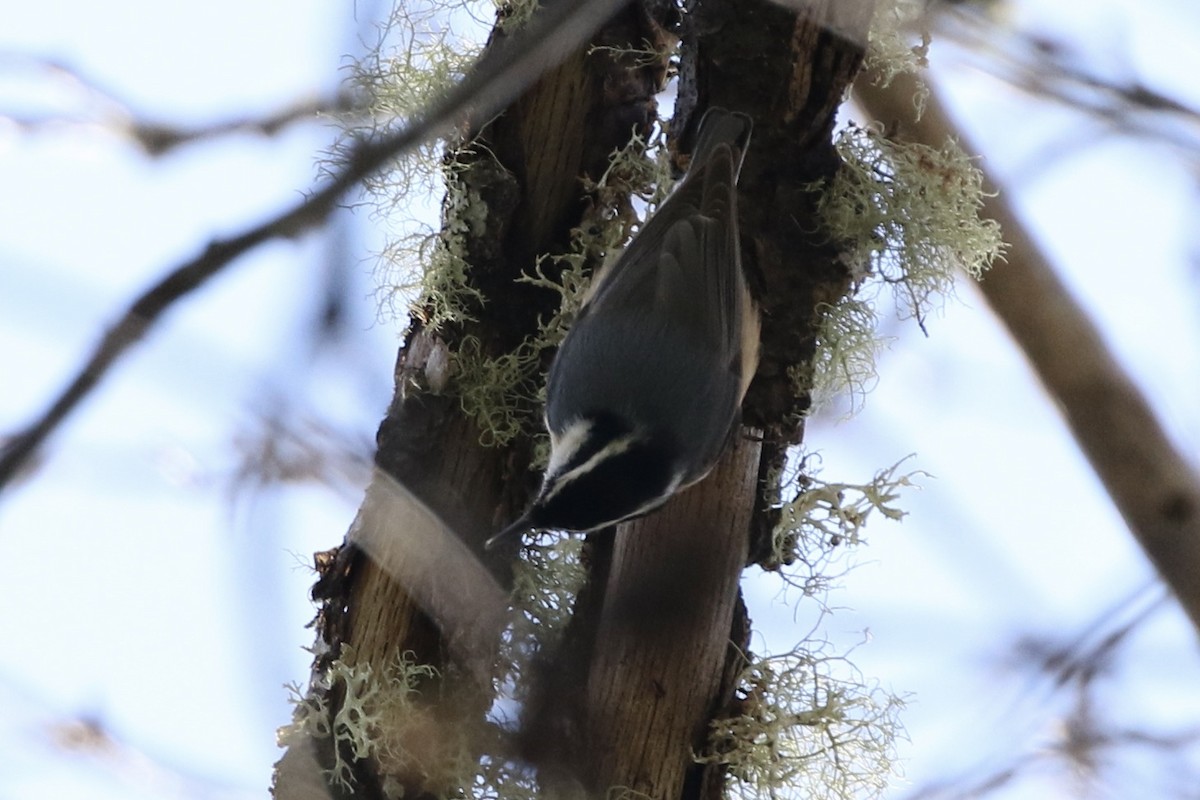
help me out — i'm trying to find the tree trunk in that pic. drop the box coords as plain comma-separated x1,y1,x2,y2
275,1,877,797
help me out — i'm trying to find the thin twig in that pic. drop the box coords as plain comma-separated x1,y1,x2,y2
932,9,1200,161
0,0,632,492
0,52,358,154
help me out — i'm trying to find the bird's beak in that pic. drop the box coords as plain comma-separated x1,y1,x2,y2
484,513,533,550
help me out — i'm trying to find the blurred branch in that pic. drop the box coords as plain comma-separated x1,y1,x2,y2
0,0,632,494
932,7,1200,162
901,587,1191,800
1007,584,1167,690
114,99,356,157
47,714,252,796
228,408,375,503
855,70,1200,635
0,53,356,155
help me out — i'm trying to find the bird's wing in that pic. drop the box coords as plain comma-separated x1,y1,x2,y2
577,143,745,360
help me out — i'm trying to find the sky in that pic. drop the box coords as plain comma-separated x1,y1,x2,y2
1,1,1198,798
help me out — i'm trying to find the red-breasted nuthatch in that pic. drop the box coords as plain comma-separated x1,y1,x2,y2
487,108,759,548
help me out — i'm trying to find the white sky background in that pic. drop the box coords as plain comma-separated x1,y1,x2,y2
1,1,1198,798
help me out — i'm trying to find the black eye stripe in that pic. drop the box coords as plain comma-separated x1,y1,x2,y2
533,436,677,532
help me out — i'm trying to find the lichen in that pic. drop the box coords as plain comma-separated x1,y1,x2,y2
698,458,917,798
700,644,908,800
865,0,931,112
509,536,588,634
828,123,1002,290
451,333,543,448
371,124,497,334
323,0,490,330
801,296,887,414
283,648,456,794
497,536,588,697
766,456,922,591
808,123,1005,408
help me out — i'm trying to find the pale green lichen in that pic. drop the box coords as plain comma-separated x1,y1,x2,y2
497,536,588,698
700,645,907,800
694,458,917,799
451,334,542,448
283,648,449,793
519,125,670,344
767,457,922,592
475,537,588,797
373,127,497,333
587,32,676,71
809,123,1005,408
283,644,544,799
865,0,931,111
330,0,481,183
326,0,491,329
802,297,887,413
828,123,1002,290
509,535,588,633
527,126,671,316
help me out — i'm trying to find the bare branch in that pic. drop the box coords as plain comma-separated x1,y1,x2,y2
899,588,1191,800
0,0,632,493
0,53,356,154
116,98,357,156
855,70,1200,636
931,8,1200,161
228,409,375,503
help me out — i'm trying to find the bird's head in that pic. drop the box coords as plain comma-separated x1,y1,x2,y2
487,414,682,548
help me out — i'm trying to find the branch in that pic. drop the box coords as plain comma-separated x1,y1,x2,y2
0,54,355,155
118,98,356,156
0,0,632,493
931,9,1200,160
900,586,1178,800
854,70,1200,636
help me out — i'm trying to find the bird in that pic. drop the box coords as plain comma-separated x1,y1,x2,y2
487,107,759,549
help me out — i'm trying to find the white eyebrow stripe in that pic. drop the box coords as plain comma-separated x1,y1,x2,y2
546,418,593,477
543,433,638,503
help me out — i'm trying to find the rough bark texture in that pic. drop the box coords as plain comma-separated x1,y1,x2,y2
579,433,762,795
856,71,1200,637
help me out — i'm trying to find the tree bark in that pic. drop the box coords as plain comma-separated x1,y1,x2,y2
577,432,761,796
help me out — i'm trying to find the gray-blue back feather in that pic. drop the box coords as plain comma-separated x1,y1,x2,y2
546,108,755,485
